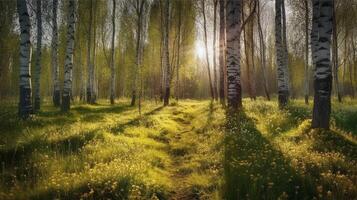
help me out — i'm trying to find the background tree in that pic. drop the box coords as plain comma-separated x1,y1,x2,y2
33,0,42,111
200,0,215,100
52,0,60,106
110,0,116,105
218,0,226,105
163,0,170,106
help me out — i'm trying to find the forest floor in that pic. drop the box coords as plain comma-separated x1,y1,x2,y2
0,99,356,199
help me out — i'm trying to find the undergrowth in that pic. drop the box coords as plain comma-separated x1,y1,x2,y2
0,98,356,199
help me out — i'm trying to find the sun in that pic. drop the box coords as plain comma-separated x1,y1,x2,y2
195,42,206,59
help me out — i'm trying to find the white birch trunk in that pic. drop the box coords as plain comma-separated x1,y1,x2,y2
275,0,289,108
17,0,33,119
312,0,333,129
61,0,76,112
226,0,242,110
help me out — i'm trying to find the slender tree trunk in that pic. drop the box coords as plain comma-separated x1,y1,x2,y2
257,0,270,101
332,0,341,102
86,0,93,103
218,0,226,105
212,0,218,101
275,0,289,108
312,0,333,129
34,0,42,111
52,0,60,106
201,0,214,100
343,30,348,98
61,0,76,112
110,0,116,105
175,2,182,101
17,0,33,119
159,0,164,102
282,0,290,98
349,35,355,98
163,0,170,106
243,4,252,100
304,0,309,104
226,0,242,111
131,1,145,108
92,0,98,102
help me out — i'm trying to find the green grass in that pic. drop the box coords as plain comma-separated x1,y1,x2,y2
0,98,356,199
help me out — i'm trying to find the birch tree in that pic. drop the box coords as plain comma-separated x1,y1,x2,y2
34,0,42,111
275,0,289,108
87,0,94,104
312,0,333,129
212,0,218,101
52,0,60,106
304,0,309,104
175,1,182,101
110,0,116,105
226,0,242,111
61,0,76,112
163,0,170,106
218,0,226,105
17,0,33,119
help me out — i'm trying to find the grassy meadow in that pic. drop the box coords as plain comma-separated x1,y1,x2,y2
0,99,356,199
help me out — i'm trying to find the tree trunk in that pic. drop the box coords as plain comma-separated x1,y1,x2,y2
163,0,170,106
304,0,309,104
243,1,256,101
61,0,76,112
218,0,226,105
312,0,333,129
33,0,42,111
243,5,252,100
175,2,182,101
92,0,98,103
282,0,290,98
257,0,270,101
52,0,60,106
159,0,164,102
212,0,218,101
332,0,341,102
17,0,33,119
226,0,242,111
275,0,289,108
86,0,93,103
201,0,214,100
110,0,116,105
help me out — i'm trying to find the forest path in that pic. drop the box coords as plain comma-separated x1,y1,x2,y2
161,102,224,200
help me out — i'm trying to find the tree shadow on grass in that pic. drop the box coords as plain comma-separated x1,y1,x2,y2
110,106,164,134
72,104,133,115
223,112,316,200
